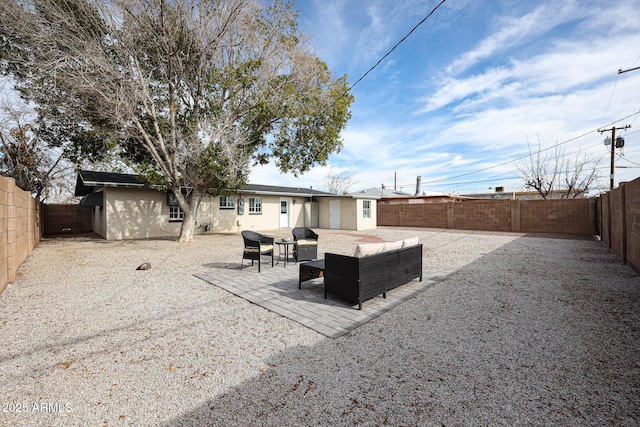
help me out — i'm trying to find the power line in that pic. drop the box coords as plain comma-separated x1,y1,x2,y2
392,139,617,193
600,73,619,126
318,0,448,129
421,109,640,185
348,0,448,91
617,154,640,167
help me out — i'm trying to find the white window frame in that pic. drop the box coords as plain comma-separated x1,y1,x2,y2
363,200,371,219
168,193,185,222
219,196,235,209
249,197,262,214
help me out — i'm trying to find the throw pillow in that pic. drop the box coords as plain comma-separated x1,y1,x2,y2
383,240,403,251
402,236,419,247
353,242,385,257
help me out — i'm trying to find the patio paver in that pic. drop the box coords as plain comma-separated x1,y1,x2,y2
195,262,452,338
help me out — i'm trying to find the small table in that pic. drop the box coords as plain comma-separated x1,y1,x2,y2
299,259,325,289
275,241,296,267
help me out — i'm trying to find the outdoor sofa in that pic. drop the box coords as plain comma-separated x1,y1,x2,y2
292,227,319,262
323,237,422,309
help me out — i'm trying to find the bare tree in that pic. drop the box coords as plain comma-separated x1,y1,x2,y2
517,137,601,199
1,0,353,241
0,99,73,201
326,170,358,195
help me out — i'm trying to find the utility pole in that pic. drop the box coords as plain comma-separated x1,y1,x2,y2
598,125,631,189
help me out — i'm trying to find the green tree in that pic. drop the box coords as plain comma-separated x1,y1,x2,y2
0,0,353,241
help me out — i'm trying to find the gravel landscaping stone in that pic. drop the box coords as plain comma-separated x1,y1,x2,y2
0,227,638,426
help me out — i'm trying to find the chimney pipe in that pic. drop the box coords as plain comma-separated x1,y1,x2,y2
415,176,422,196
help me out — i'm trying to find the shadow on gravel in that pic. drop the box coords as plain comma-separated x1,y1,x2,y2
163,236,640,426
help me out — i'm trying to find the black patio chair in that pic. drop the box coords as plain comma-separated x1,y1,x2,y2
292,227,319,262
241,230,274,272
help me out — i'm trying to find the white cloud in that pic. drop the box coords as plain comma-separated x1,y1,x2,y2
272,0,640,192
445,2,580,75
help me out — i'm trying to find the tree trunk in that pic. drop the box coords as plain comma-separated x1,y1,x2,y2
177,190,202,242
178,211,197,242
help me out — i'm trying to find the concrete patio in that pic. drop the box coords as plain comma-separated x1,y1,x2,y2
195,261,452,338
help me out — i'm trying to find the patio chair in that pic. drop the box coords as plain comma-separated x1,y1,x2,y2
241,230,274,272
292,227,319,262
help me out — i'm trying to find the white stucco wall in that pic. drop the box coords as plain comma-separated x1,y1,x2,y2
355,198,377,230
103,187,181,240
317,197,377,231
96,188,311,239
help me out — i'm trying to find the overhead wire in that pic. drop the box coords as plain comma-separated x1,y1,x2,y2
600,72,620,126
419,109,640,186
328,2,638,192
347,0,448,92
313,0,449,136
392,138,613,190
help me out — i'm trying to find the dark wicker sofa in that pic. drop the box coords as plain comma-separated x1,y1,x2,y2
324,243,423,309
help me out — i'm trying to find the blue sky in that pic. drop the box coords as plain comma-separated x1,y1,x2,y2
249,0,640,195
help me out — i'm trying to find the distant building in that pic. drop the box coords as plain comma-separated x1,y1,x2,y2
350,187,412,199
460,188,587,200
379,194,473,204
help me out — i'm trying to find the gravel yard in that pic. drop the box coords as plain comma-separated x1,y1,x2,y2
1,227,639,426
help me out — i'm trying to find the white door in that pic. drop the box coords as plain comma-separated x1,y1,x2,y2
329,200,340,229
279,198,291,228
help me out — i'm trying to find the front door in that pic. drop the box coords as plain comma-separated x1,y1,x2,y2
329,199,340,229
279,198,291,228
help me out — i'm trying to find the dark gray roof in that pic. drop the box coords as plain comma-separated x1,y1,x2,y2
75,170,338,197
240,184,333,197
75,171,146,196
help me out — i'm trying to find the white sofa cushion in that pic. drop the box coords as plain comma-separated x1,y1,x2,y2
402,236,419,247
353,242,385,257
383,240,404,251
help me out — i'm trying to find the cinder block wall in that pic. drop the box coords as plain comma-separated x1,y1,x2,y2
603,179,640,272
610,188,625,258
623,180,640,271
0,176,40,295
378,198,595,236
453,201,512,232
519,199,594,235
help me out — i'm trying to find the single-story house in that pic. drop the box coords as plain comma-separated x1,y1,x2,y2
75,171,377,240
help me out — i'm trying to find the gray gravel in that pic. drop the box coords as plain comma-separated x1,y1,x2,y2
0,227,639,426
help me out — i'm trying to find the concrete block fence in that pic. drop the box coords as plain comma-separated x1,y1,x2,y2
378,198,596,236
0,176,40,295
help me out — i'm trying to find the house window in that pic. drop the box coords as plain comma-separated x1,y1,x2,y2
363,200,371,219
219,196,235,209
249,197,262,214
168,193,185,222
